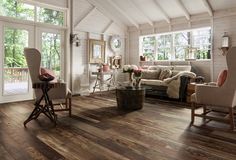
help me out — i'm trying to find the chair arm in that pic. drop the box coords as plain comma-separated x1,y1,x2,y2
195,84,235,107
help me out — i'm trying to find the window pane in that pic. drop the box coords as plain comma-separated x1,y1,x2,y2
3,27,29,95
37,7,64,26
41,32,61,77
0,0,34,21
157,48,170,60
174,32,189,46
193,28,211,59
142,36,155,61
157,34,171,48
175,47,185,60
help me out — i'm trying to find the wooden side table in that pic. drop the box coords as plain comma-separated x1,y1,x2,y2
24,82,63,126
116,87,145,110
187,83,197,103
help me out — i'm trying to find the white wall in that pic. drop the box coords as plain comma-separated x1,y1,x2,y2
212,14,236,80
71,0,127,95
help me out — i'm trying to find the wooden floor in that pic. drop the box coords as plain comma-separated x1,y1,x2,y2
0,92,236,160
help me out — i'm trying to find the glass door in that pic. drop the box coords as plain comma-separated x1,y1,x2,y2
36,28,64,79
0,22,34,103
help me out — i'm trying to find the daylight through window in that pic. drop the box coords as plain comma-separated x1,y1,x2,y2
140,27,211,61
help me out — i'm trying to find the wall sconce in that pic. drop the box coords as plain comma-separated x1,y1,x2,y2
219,32,230,56
70,34,80,47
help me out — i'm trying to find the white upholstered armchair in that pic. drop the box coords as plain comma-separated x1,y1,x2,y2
24,48,72,116
191,47,236,130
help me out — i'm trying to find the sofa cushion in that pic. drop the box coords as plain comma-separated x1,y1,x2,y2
173,65,191,72
141,79,167,86
141,70,160,79
159,69,172,80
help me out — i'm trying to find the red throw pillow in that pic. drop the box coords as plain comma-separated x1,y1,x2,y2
40,68,56,82
217,70,227,86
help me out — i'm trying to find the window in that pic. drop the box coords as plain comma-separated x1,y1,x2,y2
157,34,171,60
37,7,64,26
0,0,34,21
140,27,211,61
0,0,65,27
141,36,155,61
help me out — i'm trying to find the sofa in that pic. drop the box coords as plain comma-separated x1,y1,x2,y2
140,62,196,101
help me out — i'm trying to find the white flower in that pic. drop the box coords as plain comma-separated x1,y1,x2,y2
131,65,138,70
123,65,131,72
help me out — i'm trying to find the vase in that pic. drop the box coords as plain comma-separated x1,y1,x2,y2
128,72,133,87
134,78,141,88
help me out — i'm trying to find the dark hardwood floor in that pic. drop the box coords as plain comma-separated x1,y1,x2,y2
0,92,236,160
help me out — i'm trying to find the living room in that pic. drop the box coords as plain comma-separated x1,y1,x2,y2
0,0,236,159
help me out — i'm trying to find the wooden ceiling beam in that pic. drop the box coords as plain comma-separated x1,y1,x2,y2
175,0,190,20
152,0,170,23
129,0,153,26
202,0,213,16
106,0,139,29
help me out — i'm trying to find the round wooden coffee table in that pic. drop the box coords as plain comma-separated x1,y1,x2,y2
116,87,145,110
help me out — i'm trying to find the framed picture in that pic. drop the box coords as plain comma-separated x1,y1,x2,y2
89,39,106,63
109,55,122,69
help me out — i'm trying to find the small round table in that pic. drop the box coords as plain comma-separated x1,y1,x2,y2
116,87,145,110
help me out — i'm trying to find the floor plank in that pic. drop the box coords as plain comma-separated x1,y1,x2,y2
0,92,236,160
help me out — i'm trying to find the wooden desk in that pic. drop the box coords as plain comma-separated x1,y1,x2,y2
24,82,63,126
92,70,114,93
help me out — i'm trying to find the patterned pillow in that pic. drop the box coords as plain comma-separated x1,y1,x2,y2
141,70,160,79
159,69,172,80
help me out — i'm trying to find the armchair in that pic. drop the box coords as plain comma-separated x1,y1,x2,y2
24,48,72,116
191,47,236,130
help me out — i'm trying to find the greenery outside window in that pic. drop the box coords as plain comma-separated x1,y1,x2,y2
0,0,65,27
140,27,211,61
141,36,155,61
37,7,64,26
157,34,171,60
0,0,34,21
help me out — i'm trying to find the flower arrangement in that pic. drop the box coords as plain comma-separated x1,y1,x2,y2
133,69,142,78
123,65,138,73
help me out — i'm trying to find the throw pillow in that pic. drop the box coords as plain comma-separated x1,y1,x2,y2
217,70,227,87
141,70,160,79
159,69,172,80
40,68,56,82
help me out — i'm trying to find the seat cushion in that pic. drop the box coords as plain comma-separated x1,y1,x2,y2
141,79,167,86
217,70,227,86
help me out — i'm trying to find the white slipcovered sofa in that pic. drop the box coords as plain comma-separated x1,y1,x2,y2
141,63,196,99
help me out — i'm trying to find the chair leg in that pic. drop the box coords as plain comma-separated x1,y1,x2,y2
203,105,207,122
191,102,195,125
229,107,235,130
69,97,72,117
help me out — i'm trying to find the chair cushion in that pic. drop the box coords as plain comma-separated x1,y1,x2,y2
141,70,161,79
217,70,227,87
159,69,172,80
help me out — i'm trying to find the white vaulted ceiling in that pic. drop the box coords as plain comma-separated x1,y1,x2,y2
74,0,236,34
85,0,236,27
